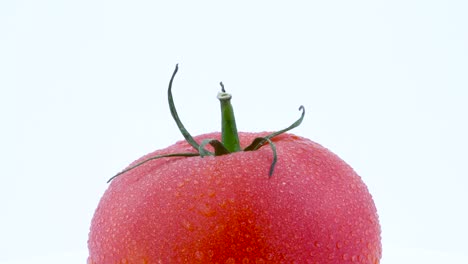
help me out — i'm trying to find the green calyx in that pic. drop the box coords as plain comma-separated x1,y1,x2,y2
108,64,305,183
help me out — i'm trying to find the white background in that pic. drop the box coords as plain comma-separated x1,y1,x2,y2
1,1,467,263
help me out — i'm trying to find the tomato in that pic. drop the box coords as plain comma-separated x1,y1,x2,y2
87,65,381,263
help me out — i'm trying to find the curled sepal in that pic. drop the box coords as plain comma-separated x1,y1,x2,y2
245,137,277,177
107,152,199,183
244,105,305,151
265,105,305,140
199,139,231,157
168,64,200,151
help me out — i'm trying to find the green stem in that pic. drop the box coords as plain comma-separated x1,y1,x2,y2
218,82,241,152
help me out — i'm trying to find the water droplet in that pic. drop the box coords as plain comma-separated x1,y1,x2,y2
120,258,128,264
207,189,216,197
225,257,236,264
266,253,274,260
255,258,265,264
181,219,195,231
336,241,343,249
194,251,204,260
208,249,215,258
198,203,216,217
342,253,349,260
242,257,250,263
219,200,227,208
314,241,322,248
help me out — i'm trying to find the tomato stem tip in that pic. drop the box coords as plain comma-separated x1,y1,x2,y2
217,82,241,153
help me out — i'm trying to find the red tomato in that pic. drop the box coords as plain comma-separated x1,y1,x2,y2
88,65,381,263
88,132,381,263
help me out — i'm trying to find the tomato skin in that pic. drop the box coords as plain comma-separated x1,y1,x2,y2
88,132,381,264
